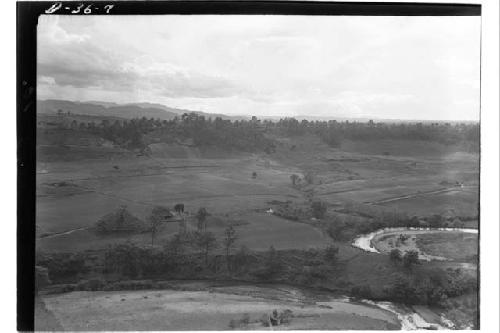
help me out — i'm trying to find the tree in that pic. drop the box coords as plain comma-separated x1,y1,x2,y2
147,214,162,246
147,206,171,246
390,249,402,263
195,231,218,266
311,201,327,219
398,234,409,244
223,225,238,270
261,245,284,279
196,208,209,231
234,245,251,271
104,242,142,278
386,274,417,303
174,203,184,215
324,244,339,264
164,233,185,257
351,285,372,298
290,174,299,186
403,250,420,269
428,214,444,228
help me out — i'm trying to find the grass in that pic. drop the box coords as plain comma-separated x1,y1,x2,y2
415,232,478,262
379,189,479,217
38,285,401,331
38,211,331,253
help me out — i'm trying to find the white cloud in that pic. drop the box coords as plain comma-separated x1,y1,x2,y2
37,15,481,120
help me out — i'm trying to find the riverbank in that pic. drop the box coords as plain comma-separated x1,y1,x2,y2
37,281,456,330
352,227,478,262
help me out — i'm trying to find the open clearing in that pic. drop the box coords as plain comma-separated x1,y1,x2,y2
38,285,401,331
38,212,331,253
36,136,479,330
37,140,478,244
372,230,478,262
415,232,478,262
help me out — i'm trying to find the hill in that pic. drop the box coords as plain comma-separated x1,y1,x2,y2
38,99,247,121
38,100,178,120
128,102,249,121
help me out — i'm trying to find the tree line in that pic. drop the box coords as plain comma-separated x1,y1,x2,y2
55,112,479,153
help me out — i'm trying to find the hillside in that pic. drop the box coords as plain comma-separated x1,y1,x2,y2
38,100,178,120
38,99,247,121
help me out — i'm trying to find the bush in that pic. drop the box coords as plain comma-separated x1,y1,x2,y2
279,309,294,324
351,285,373,299
36,252,88,283
77,278,105,291
389,249,402,262
254,246,285,280
403,250,420,269
311,201,327,219
234,245,253,271
324,244,339,264
308,265,333,280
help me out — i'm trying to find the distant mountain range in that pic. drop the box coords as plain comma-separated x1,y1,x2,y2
37,99,248,121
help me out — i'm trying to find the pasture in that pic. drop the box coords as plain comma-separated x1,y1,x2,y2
37,138,479,253
37,285,401,331
35,132,480,331
415,232,478,262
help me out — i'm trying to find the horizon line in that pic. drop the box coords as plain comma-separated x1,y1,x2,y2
37,98,480,123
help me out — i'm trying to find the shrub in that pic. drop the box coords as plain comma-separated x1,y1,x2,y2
389,249,402,262
234,245,252,271
36,252,88,283
311,201,327,219
403,250,420,269
351,285,373,299
324,244,339,264
77,278,105,291
279,309,294,324
254,246,285,280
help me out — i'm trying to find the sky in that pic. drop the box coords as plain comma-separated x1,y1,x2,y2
37,15,480,120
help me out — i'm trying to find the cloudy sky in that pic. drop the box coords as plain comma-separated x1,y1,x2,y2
38,15,480,120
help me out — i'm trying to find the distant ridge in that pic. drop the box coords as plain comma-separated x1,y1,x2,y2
37,99,247,121
37,99,475,123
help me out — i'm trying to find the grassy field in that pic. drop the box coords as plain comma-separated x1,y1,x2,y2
36,137,479,253
38,285,401,331
371,230,478,262
38,212,331,253
35,133,480,329
416,232,478,262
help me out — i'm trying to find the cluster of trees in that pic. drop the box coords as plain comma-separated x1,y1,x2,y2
35,252,88,284
36,240,341,290
67,113,276,152
383,269,477,306
389,249,420,269
103,222,240,279
273,118,479,150
325,206,472,242
57,112,479,154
